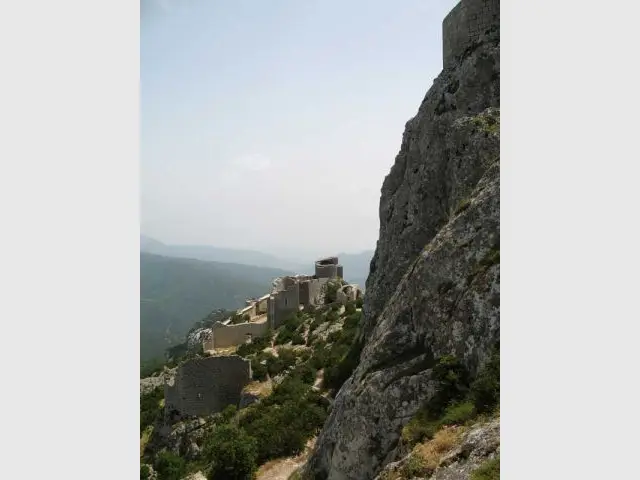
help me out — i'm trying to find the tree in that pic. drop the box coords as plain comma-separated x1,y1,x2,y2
155,451,186,480
204,424,258,480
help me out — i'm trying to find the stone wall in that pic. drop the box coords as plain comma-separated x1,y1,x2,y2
442,0,499,68
164,355,251,417
205,319,270,349
271,282,300,329
315,257,341,278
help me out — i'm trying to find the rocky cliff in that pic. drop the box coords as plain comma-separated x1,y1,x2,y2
303,9,500,480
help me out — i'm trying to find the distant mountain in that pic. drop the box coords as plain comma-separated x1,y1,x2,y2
140,252,293,361
140,235,304,271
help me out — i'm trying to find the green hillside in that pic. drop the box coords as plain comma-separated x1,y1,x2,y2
140,252,292,361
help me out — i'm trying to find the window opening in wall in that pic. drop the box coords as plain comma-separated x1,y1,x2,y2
284,298,288,306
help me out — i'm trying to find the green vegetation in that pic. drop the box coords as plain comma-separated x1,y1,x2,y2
140,386,164,433
470,457,500,480
203,424,258,480
140,252,291,361
402,348,500,446
140,464,151,480
239,376,328,464
323,281,340,304
155,451,186,480
236,334,271,357
274,313,306,345
356,296,364,309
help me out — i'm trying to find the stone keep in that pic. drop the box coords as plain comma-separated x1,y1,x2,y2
164,355,251,417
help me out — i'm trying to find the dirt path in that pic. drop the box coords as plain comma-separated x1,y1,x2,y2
256,438,315,480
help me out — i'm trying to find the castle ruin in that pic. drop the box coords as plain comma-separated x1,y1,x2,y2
163,256,361,420
202,256,361,352
164,355,251,418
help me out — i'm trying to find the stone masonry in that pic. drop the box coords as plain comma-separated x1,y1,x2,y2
202,256,361,352
164,355,251,418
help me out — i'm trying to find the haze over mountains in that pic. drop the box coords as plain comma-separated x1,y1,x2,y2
139,235,373,361
140,235,373,287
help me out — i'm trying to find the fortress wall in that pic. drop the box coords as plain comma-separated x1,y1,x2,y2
165,356,251,417
442,0,499,68
272,283,300,328
211,319,269,349
299,280,311,306
308,278,328,305
337,265,344,278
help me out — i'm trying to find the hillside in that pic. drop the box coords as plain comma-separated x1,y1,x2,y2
140,235,303,271
140,252,292,361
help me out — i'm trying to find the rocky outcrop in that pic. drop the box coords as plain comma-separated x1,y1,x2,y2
303,10,499,480
374,418,500,480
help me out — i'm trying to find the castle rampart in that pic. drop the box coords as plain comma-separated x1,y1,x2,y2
442,0,499,68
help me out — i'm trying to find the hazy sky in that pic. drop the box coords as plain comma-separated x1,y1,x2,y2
141,0,458,260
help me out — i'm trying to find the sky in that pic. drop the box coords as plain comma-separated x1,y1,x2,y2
141,0,459,260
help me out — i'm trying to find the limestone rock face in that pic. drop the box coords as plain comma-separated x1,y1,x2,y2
374,418,500,480
303,28,500,480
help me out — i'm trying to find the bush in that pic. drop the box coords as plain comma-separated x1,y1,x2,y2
236,334,271,357
470,457,500,480
250,358,268,381
470,348,500,414
155,451,186,480
292,332,306,345
344,301,357,316
203,424,258,480
326,310,339,323
239,377,328,464
439,401,476,426
140,465,151,480
275,327,294,345
323,338,364,392
356,296,364,309
140,386,163,433
324,282,339,304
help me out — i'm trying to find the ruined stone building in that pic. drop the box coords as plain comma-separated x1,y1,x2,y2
164,355,251,418
202,256,362,352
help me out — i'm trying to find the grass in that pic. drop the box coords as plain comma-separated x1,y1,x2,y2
470,456,500,480
140,425,153,458
400,427,463,478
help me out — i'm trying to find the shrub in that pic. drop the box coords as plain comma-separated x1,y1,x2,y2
470,348,500,414
344,301,356,316
277,348,298,369
250,358,268,381
140,465,151,480
326,310,339,323
324,282,339,304
236,334,270,357
292,332,306,345
155,451,186,480
140,386,163,433
203,424,258,480
275,328,294,345
470,457,500,480
356,296,364,309
439,401,476,426
323,338,364,392
239,377,328,464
